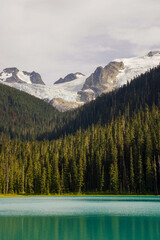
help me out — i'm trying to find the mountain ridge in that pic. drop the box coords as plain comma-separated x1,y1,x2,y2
0,51,160,111
0,67,45,85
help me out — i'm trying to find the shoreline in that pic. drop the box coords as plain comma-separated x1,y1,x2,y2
0,193,158,198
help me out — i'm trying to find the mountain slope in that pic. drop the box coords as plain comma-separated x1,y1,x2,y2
1,64,160,141
0,83,63,140
0,51,160,111
0,73,87,104
79,51,160,101
53,65,160,139
54,72,85,84
0,68,45,85
0,66,160,194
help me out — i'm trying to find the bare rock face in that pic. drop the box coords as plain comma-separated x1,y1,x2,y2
0,68,45,85
49,98,83,112
79,61,124,101
147,51,160,57
3,67,19,74
54,73,84,84
77,89,96,102
82,61,124,93
30,71,45,85
2,68,25,83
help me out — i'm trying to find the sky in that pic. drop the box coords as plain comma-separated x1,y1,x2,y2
0,0,160,84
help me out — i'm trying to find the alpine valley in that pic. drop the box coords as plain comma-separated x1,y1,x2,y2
0,50,160,195
0,50,160,111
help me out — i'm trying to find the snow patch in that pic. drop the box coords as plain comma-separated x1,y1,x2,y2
75,73,84,78
83,88,94,93
17,71,31,84
0,72,12,81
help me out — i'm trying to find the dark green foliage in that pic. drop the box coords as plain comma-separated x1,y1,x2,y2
0,84,64,140
55,65,160,138
0,106,160,194
0,65,160,194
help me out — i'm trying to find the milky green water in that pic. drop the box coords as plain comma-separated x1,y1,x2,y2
0,196,160,240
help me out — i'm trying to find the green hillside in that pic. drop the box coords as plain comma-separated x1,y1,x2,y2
54,65,160,138
0,66,160,195
0,83,64,140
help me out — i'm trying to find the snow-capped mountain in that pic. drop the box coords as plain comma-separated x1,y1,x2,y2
79,51,160,101
0,51,160,111
0,71,87,104
54,73,85,84
115,51,160,87
0,68,45,85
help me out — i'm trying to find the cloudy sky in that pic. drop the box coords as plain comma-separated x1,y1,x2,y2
0,0,160,84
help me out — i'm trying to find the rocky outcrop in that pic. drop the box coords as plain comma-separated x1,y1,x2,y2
3,67,19,74
54,73,84,84
0,68,45,85
147,51,160,57
77,89,96,102
49,98,83,112
79,61,124,101
1,68,25,83
30,71,45,85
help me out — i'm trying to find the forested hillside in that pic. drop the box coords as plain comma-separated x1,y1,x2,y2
54,65,160,139
0,106,160,194
0,84,64,140
0,66,160,194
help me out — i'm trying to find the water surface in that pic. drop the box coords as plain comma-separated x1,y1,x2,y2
0,196,160,240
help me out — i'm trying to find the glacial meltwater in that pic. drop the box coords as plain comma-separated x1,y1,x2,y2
0,196,160,240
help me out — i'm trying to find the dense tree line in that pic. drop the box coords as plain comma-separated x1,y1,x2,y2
1,66,160,142
53,65,160,139
0,105,160,194
0,65,160,194
0,84,65,140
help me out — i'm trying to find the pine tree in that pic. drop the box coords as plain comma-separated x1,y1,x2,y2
130,147,135,192
110,145,119,193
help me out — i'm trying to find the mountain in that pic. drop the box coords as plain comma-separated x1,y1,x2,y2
0,68,45,85
79,51,160,101
0,71,87,110
0,65,160,195
54,72,85,84
52,64,160,139
0,51,160,111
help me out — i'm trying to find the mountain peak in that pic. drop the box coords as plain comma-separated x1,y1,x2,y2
54,72,85,84
3,67,19,72
147,50,160,57
0,68,45,85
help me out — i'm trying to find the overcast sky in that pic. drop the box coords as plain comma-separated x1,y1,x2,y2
0,0,160,84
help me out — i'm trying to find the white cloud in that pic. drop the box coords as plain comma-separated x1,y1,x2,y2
0,0,159,83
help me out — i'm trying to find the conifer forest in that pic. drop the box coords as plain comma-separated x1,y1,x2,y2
0,66,160,195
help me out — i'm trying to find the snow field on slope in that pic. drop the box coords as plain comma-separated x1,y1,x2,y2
0,72,12,81
115,54,160,87
1,75,87,103
17,71,31,84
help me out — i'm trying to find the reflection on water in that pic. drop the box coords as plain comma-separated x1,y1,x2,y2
0,197,160,240
0,215,160,240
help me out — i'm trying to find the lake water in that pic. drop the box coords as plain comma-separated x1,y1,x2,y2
0,196,160,240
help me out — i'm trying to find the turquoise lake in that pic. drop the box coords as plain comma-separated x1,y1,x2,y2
0,196,160,240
